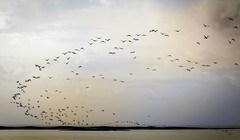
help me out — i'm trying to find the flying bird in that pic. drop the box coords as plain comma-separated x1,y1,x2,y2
25,79,31,82
33,76,40,79
91,39,97,42
121,40,126,43
88,42,93,45
133,38,139,41
228,17,234,21
186,60,191,63
149,29,158,32
204,35,209,39
203,24,210,27
234,25,238,29
109,52,116,55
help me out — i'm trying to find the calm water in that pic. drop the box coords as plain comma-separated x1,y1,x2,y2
0,129,240,140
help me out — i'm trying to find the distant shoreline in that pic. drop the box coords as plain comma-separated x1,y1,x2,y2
1,126,240,131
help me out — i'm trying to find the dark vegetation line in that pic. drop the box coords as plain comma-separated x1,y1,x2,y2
0,126,240,131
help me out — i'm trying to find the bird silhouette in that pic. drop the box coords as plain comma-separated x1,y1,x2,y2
149,29,158,32
91,39,97,42
133,38,139,41
203,24,209,27
108,52,116,55
121,40,126,43
186,60,191,63
33,76,40,79
88,42,93,45
25,79,31,82
204,35,209,39
228,17,234,21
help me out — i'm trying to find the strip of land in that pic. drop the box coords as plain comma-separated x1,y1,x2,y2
0,126,239,131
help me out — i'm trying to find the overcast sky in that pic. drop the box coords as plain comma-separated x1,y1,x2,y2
0,0,240,126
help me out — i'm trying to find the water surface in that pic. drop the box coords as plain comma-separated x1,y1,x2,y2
0,129,240,140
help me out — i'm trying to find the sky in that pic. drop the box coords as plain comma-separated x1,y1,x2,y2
0,0,240,127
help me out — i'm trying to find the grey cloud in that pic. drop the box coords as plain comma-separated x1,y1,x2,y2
194,0,240,31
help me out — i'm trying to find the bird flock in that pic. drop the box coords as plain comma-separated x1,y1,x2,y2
10,16,239,127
